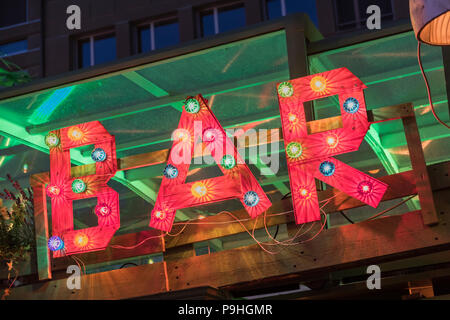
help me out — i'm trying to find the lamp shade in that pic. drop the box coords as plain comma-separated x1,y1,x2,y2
410,0,450,45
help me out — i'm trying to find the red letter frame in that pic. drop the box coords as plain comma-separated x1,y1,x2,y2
277,68,388,224
46,121,119,257
149,94,272,232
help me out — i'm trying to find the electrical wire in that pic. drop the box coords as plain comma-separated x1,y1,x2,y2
417,41,450,129
363,195,416,221
339,211,354,224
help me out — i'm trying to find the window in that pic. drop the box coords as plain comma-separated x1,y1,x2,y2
265,0,319,26
138,19,179,53
78,33,116,68
199,2,246,37
0,39,28,57
334,0,394,31
0,0,27,28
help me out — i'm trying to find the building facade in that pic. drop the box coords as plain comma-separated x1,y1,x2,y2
0,0,409,80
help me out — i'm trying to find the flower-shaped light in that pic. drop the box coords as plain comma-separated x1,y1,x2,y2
326,133,339,149
72,179,87,194
91,148,107,162
74,233,89,248
221,155,236,170
185,98,201,114
163,164,179,179
243,191,260,207
319,161,336,177
48,236,64,251
46,185,61,198
278,82,294,97
191,181,207,198
68,126,84,142
95,203,111,217
286,142,303,159
343,97,360,114
45,133,60,148
298,187,312,200
357,181,373,196
310,76,327,94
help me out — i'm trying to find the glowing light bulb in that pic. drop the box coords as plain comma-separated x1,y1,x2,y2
221,154,236,170
48,236,64,251
298,187,311,200
326,134,339,149
191,182,207,198
173,129,190,143
343,97,360,114
45,133,60,148
74,233,89,247
198,215,206,220
46,185,61,197
288,113,298,123
310,76,327,93
68,126,84,141
357,181,373,196
243,191,260,207
319,161,336,177
278,82,294,97
23,163,29,174
155,210,166,220
203,128,219,142
91,148,107,162
163,164,179,179
72,179,87,194
95,203,111,217
185,98,201,114
286,142,303,159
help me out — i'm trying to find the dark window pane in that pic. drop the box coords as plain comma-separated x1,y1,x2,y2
0,0,27,28
154,21,179,50
0,39,27,57
218,5,245,33
94,35,116,65
139,26,151,53
285,0,319,26
334,0,356,24
79,39,91,68
266,0,282,20
358,0,393,18
201,10,215,37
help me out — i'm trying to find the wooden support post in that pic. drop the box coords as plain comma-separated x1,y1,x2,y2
30,175,51,280
402,103,439,226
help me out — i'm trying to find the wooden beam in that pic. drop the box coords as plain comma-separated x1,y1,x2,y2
402,103,438,226
8,187,450,300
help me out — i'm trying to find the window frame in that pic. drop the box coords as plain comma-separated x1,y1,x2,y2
76,31,116,69
0,0,28,30
137,16,179,53
333,0,395,32
0,39,28,58
197,1,245,37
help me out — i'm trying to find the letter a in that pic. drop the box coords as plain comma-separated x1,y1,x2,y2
149,94,271,232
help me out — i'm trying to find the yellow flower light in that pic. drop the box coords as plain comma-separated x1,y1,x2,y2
191,181,207,198
68,126,84,141
310,76,328,94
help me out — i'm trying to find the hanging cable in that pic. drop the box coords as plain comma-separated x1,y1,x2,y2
417,41,450,129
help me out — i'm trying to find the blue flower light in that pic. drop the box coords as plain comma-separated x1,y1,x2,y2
48,236,64,251
343,97,360,114
243,191,260,207
91,148,107,162
319,161,335,177
163,164,179,179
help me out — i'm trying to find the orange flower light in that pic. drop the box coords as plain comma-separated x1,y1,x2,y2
74,233,89,248
67,126,84,141
298,187,312,200
310,76,328,94
326,134,339,149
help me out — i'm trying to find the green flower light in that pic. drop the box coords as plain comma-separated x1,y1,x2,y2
72,179,87,194
185,98,201,114
278,82,294,97
221,155,236,170
286,142,303,159
45,133,60,148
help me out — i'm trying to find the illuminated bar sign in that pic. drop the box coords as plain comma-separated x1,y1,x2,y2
43,68,388,256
